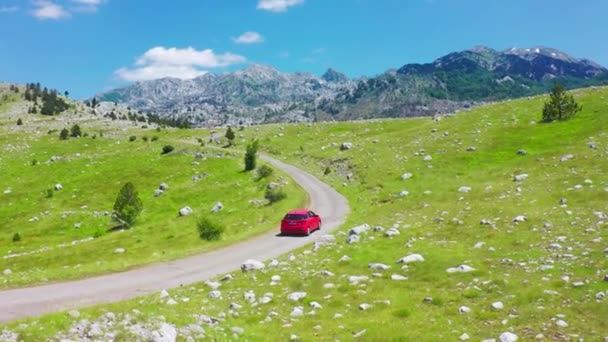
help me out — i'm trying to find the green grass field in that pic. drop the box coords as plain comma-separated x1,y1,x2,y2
0,102,307,288
2,87,607,341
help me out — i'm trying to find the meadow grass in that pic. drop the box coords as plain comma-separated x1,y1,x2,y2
2,87,608,340
0,116,307,288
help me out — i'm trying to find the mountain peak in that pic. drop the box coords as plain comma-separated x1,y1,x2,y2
321,68,348,82
468,45,497,54
234,64,281,80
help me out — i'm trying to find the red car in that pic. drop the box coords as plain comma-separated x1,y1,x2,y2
280,210,322,236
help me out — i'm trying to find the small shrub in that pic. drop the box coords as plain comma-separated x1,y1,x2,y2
324,166,331,175
46,189,53,198
244,140,259,171
12,232,21,242
197,217,225,241
265,188,287,204
151,136,159,142
83,132,89,138
16,118,23,126
31,159,38,166
70,124,82,137
257,165,274,179
142,136,149,142
129,136,137,142
542,83,582,122
93,227,106,238
161,145,174,154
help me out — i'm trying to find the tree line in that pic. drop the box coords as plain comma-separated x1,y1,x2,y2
24,83,70,115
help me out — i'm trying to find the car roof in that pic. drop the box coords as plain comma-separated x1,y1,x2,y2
287,209,310,215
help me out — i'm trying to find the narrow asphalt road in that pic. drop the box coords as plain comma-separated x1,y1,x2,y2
0,155,349,323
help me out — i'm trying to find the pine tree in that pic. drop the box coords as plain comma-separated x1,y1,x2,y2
113,182,143,227
59,128,69,140
244,140,259,171
91,97,98,108
16,118,23,126
225,127,235,145
542,83,582,122
70,124,82,137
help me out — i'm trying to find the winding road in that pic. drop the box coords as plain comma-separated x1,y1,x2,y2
0,155,349,322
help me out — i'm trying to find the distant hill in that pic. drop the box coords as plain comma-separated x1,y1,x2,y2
98,46,608,126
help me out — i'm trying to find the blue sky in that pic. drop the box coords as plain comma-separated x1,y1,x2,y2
1,0,607,99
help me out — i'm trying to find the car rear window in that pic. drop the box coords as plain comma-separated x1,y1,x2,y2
284,214,307,220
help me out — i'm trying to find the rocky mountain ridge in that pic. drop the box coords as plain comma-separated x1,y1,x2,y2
98,46,608,127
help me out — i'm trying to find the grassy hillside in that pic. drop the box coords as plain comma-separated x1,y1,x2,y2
0,94,307,288
2,87,608,340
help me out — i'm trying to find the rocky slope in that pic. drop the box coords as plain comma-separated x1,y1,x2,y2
98,46,608,126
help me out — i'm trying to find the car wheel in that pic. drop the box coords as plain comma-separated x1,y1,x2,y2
306,226,311,236
317,222,321,231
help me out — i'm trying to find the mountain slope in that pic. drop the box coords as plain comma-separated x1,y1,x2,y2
98,46,608,126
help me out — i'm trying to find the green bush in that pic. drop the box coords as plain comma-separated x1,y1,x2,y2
93,227,106,238
70,124,82,137
151,136,159,142
324,166,331,175
31,159,38,166
129,136,137,142
46,189,53,198
142,136,149,142
197,217,225,241
161,145,174,154
265,188,287,204
16,118,23,126
257,165,274,179
12,232,21,242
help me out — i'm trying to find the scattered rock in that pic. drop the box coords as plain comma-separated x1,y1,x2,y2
459,306,471,313
340,142,353,151
348,275,369,284
401,173,413,180
555,319,568,327
391,274,408,281
241,259,265,272
384,228,400,237
287,292,306,301
517,149,527,155
54,184,63,191
339,255,352,262
560,154,574,162
512,215,527,223
513,174,528,182
290,307,304,316
359,303,372,311
166,298,178,305
398,190,409,197
160,289,169,298
151,323,177,342
447,265,475,273
466,146,476,152
423,155,432,161
114,248,126,254
68,310,80,318
179,207,193,216
368,263,390,270
491,301,504,310
310,301,322,309
208,290,221,299
154,189,164,197
499,332,518,342
458,186,472,193
2,269,12,275
353,329,367,338
459,333,470,341
349,224,370,235
398,254,424,264
346,235,360,244
210,202,223,213
159,183,169,191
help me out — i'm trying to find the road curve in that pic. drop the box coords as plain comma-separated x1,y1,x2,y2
0,155,349,322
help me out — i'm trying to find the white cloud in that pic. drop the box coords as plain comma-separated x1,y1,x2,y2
116,46,246,82
0,6,19,13
32,0,70,20
257,0,303,12
70,0,104,13
115,65,208,82
233,31,264,44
